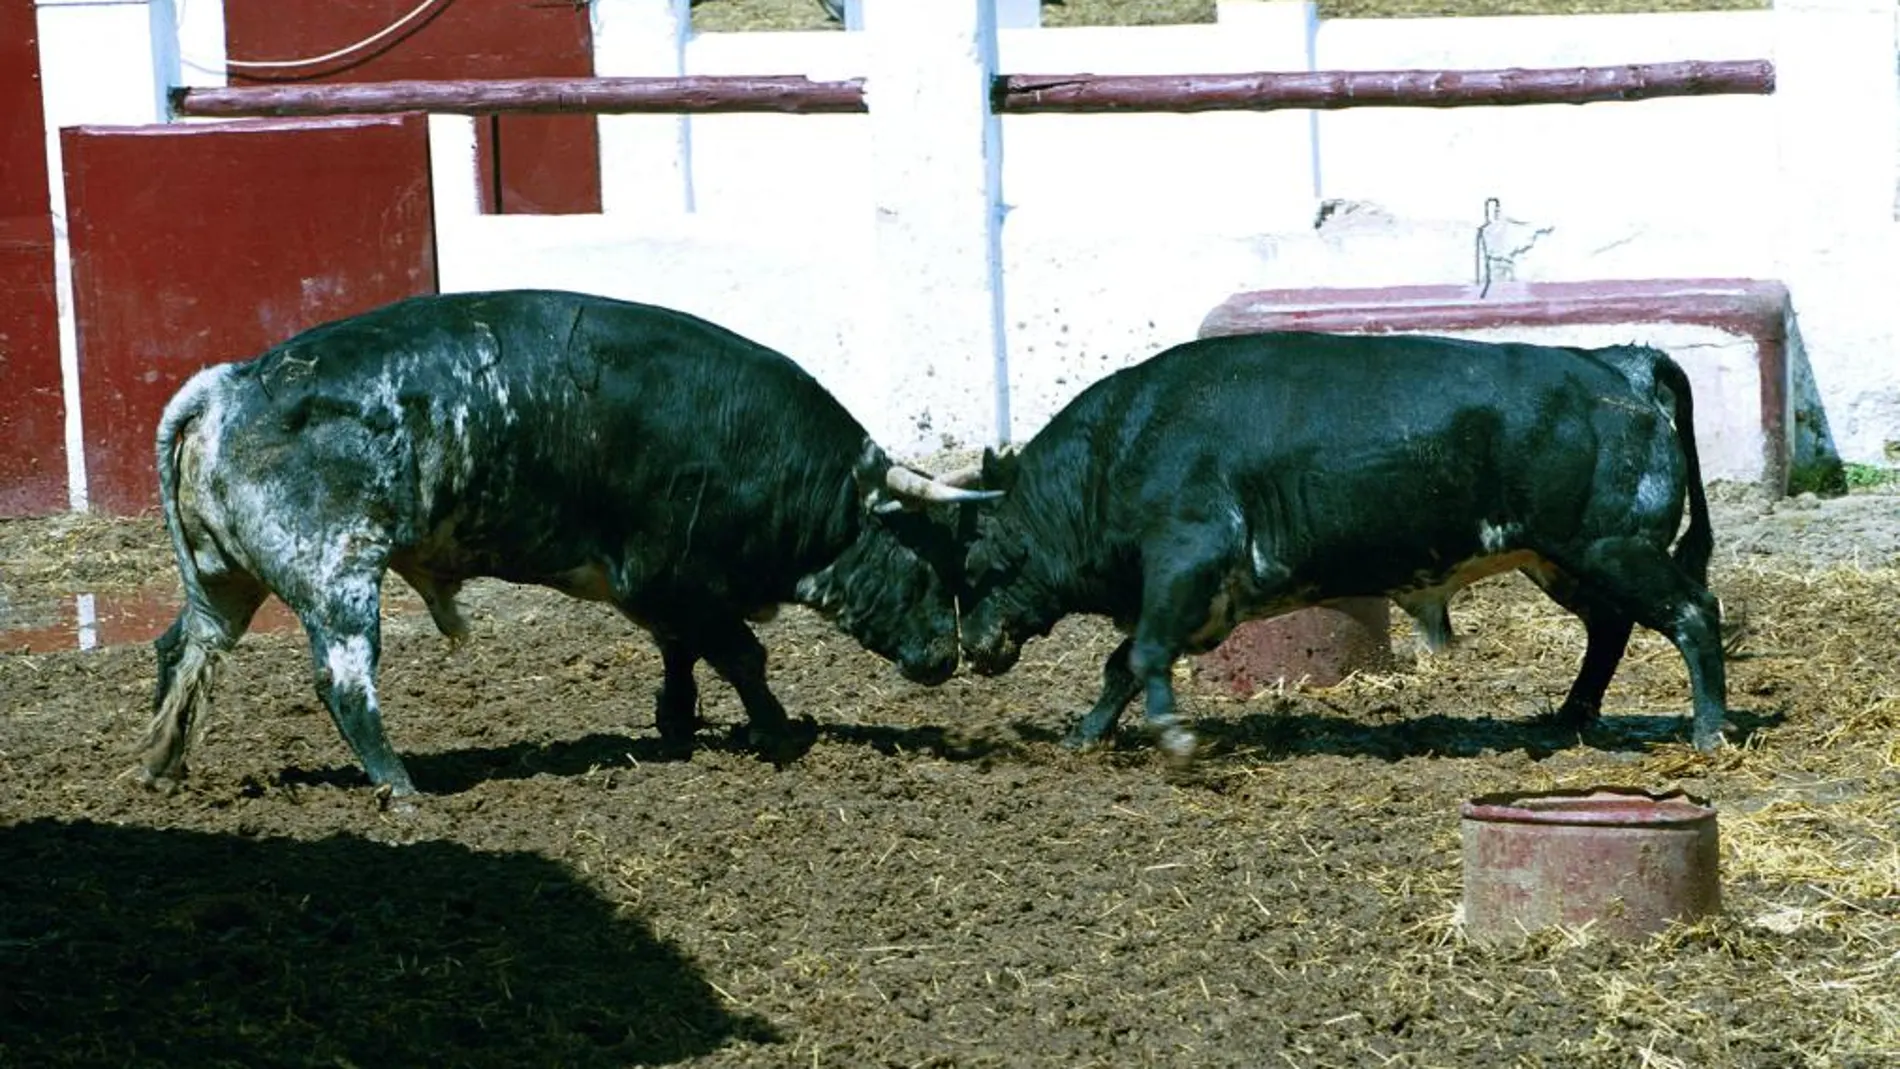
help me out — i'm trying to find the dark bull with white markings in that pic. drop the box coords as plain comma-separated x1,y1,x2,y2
143,289,995,796
957,331,1728,757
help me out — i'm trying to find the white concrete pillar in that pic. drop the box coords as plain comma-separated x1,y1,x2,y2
592,0,694,215
1771,0,1900,465
37,0,184,510
428,115,485,222
173,0,227,91
862,0,1008,454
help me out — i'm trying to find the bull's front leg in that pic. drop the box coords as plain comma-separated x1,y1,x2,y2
650,635,704,745
1126,533,1235,761
1128,636,1195,760
696,616,817,763
1065,638,1141,748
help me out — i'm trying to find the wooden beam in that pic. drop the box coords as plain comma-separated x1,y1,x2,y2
995,59,1775,113
171,75,868,118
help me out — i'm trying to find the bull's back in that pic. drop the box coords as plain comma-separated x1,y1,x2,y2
212,290,865,581
1046,332,1673,574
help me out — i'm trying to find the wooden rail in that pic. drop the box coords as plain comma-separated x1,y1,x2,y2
171,76,869,118
995,60,1774,113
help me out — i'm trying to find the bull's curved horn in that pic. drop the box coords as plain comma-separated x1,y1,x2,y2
938,465,986,488
884,465,1002,504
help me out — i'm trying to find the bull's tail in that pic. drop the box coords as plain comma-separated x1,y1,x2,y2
141,365,234,786
1655,354,1714,584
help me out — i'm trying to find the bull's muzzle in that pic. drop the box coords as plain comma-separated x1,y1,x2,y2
963,635,1022,678
897,636,960,687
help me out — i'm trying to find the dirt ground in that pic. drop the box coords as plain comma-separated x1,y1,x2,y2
2,485,1897,1067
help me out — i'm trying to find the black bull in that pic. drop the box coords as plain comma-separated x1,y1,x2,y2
143,290,994,797
956,331,1729,756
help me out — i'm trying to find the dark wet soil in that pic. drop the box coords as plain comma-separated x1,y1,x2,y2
4,509,1898,1067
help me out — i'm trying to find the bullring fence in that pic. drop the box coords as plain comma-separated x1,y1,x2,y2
14,0,1899,515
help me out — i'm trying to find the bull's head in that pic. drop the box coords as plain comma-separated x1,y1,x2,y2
952,448,1046,677
797,447,1000,686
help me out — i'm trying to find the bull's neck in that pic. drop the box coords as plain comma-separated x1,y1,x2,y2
1005,463,1114,613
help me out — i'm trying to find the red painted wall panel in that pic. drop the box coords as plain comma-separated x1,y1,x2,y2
0,0,68,515
224,0,601,215
62,114,437,516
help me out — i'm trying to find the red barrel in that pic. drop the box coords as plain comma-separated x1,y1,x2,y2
1461,787,1720,942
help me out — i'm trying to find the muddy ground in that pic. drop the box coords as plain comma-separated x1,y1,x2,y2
2,486,1897,1067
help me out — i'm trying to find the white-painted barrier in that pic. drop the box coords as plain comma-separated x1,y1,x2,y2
33,0,1900,496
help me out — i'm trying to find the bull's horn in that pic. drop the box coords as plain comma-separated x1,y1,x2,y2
884,465,1002,504
938,465,986,488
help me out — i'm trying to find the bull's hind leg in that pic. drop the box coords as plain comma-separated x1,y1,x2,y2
1065,638,1141,749
1564,539,1729,751
290,572,417,796
142,568,270,788
1523,568,1636,731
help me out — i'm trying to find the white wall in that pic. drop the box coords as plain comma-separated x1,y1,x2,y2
36,0,187,510
33,0,1900,493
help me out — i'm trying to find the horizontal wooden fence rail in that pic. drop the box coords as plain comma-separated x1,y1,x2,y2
171,76,870,118
170,59,1773,120
994,60,1775,113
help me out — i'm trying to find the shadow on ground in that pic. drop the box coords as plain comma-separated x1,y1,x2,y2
276,732,695,795
268,703,1785,797
0,819,777,1068
1190,704,1786,762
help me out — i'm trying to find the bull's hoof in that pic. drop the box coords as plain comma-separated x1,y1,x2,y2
734,715,818,765
1691,721,1731,754
656,716,703,747
1552,699,1602,731
137,766,184,795
1061,713,1118,751
1157,724,1199,764
374,782,422,817
1060,728,1109,752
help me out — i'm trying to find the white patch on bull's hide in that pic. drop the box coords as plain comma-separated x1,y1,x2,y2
1635,471,1673,514
794,572,839,615
227,483,302,574
451,404,475,483
372,369,403,424
301,524,389,622
1478,520,1519,553
1249,539,1272,580
324,633,375,693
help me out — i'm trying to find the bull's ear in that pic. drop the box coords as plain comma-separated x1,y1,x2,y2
980,447,1020,492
